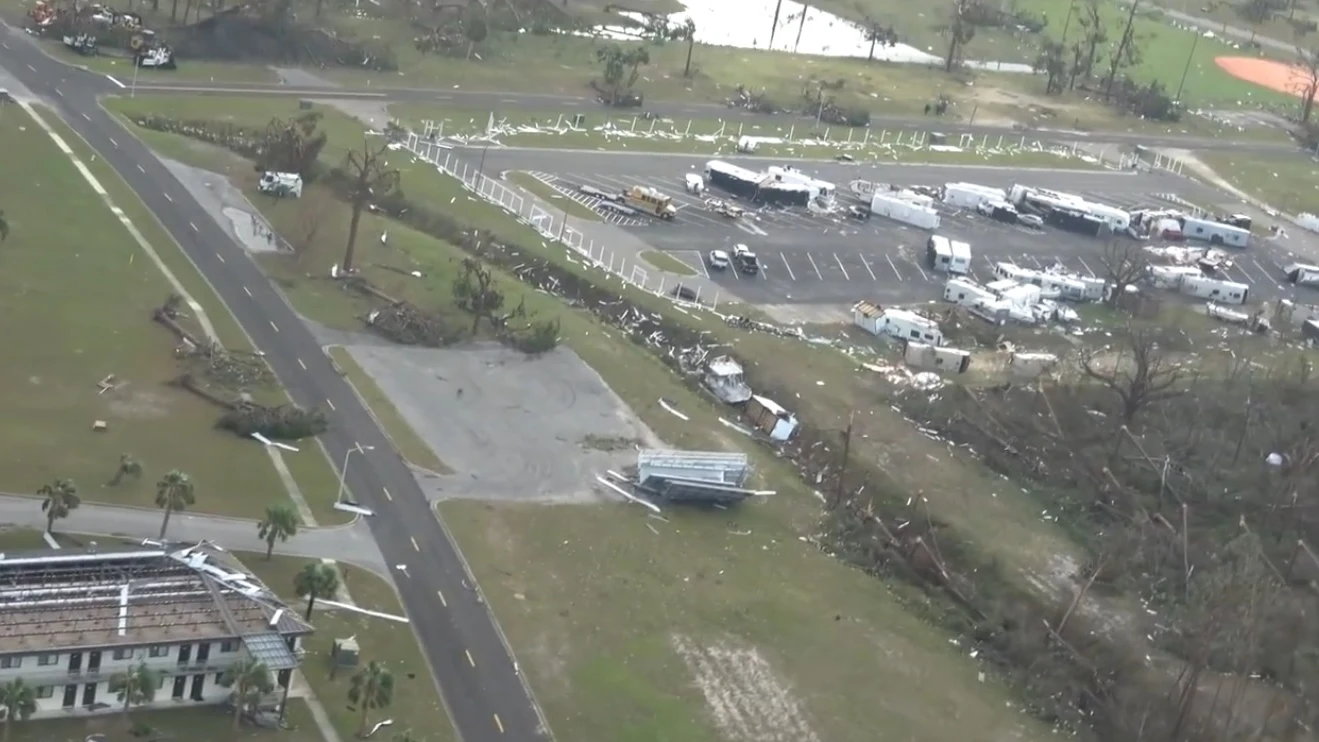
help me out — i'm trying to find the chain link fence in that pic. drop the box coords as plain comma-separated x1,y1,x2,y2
403,132,726,309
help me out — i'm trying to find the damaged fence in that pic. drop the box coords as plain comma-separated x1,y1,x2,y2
403,133,724,309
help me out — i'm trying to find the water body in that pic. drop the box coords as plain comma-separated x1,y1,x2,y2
595,0,1034,73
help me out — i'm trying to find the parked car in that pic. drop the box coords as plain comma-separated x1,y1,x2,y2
732,244,760,275
847,205,870,220
834,153,856,162
1018,213,1044,229
708,249,731,270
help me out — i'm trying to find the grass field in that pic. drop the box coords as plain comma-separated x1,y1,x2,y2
106,96,1064,742
246,556,456,742
1198,151,1319,215
506,171,603,221
0,106,347,523
639,249,698,276
327,347,451,475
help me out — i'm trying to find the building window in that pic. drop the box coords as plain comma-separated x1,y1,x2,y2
219,640,238,653
0,657,21,670
112,648,132,661
35,686,54,699
148,646,169,659
37,654,59,666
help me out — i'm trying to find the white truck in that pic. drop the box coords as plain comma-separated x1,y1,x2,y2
258,172,304,199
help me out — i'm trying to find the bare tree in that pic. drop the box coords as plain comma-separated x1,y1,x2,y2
290,188,332,263
339,139,400,275
1102,0,1143,98
1291,45,1319,124
1033,39,1068,95
1068,0,1106,90
940,0,977,73
1080,327,1183,424
1101,240,1150,307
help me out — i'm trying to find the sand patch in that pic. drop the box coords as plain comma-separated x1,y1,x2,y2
671,635,820,742
1215,56,1305,97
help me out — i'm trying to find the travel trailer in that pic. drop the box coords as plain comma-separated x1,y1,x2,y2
1285,263,1319,287
258,172,303,198
1181,216,1250,248
871,194,940,229
927,235,971,274
853,302,944,345
1180,275,1249,304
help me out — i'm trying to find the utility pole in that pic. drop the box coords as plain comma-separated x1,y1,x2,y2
1175,30,1200,101
1104,0,1140,98
768,0,784,48
794,1,809,53
1060,0,1076,44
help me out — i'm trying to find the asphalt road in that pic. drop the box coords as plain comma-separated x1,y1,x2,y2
0,26,542,742
108,81,1301,154
499,147,1311,307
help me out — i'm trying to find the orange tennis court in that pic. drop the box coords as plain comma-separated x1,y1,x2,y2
1216,56,1307,97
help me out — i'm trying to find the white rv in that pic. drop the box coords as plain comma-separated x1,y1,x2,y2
991,262,1104,302
1180,275,1249,304
927,235,971,274
870,194,940,230
943,182,1006,210
943,277,996,307
1285,263,1319,287
258,171,303,198
685,173,705,195
853,303,943,345
1181,216,1250,248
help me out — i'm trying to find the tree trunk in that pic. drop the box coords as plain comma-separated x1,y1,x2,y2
46,512,55,534
868,35,876,61
183,0,194,23
343,201,365,273
159,505,173,541
305,595,316,620
315,0,323,16
170,0,178,19
358,697,371,737
266,538,275,560
3,715,10,742
768,0,783,48
684,37,694,76
471,308,482,337
232,689,243,733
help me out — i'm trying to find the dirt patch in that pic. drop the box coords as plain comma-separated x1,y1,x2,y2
670,635,821,742
105,388,173,419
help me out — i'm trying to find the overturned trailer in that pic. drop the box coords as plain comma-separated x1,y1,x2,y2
870,193,940,230
704,160,810,206
635,449,761,506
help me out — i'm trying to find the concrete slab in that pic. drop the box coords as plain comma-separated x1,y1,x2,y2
345,343,659,503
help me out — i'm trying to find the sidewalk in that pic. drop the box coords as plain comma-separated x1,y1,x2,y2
0,493,385,567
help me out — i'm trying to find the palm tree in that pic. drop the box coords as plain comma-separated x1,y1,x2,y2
109,662,161,717
155,469,195,541
293,561,339,620
257,503,301,560
108,453,143,487
348,661,395,738
0,678,37,741
219,657,273,734
37,479,80,534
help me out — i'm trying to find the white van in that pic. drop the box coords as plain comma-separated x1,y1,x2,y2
258,171,303,199
685,173,704,196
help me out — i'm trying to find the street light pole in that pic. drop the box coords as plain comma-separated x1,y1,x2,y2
335,443,374,503
1175,31,1200,102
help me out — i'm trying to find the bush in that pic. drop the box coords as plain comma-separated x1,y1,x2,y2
216,402,329,440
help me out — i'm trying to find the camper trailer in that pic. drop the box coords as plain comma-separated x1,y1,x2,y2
1181,216,1250,248
943,277,997,307
258,171,303,198
1180,275,1249,304
904,342,972,374
1285,263,1319,287
853,303,944,345
1149,265,1202,290
927,235,971,274
991,263,1104,302
870,194,940,229
766,166,835,200
943,182,1006,210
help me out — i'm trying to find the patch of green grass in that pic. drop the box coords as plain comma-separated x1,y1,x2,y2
7,698,326,742
639,250,697,276
0,105,312,521
43,105,348,526
245,556,456,742
506,171,603,221
327,347,452,474
1198,151,1319,215
53,45,278,83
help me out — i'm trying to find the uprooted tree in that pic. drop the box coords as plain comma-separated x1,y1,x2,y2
260,111,327,177
336,138,400,274
1080,327,1183,424
452,257,505,336
1292,44,1319,124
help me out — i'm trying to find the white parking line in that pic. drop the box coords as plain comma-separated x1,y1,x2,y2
913,259,929,282
1027,255,1043,269
689,250,710,278
885,254,903,281
833,253,851,280
1076,257,1096,277
779,252,798,281
805,252,823,279
859,255,878,280
1235,259,1263,284
1250,258,1273,282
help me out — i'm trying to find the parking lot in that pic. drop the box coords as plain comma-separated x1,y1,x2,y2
527,167,1308,306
